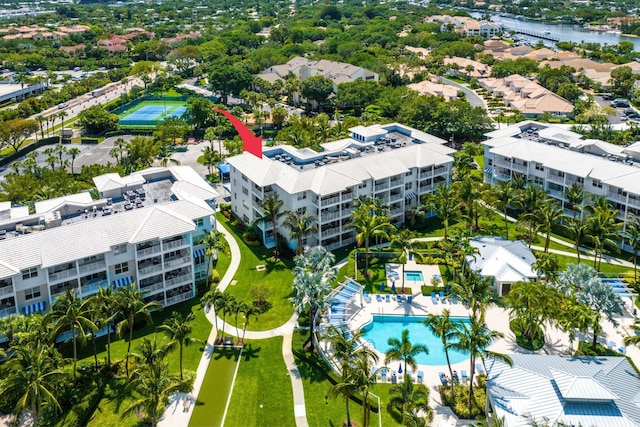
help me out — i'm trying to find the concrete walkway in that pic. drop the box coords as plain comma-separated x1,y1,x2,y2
159,219,309,427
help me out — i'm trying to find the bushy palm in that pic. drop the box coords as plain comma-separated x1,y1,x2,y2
493,179,517,239
505,280,559,343
391,229,414,293
388,376,429,421
451,272,493,322
385,329,428,375
200,230,228,290
93,286,117,366
421,183,460,240
255,193,285,258
423,310,456,397
349,203,392,277
158,311,200,380
283,210,318,255
201,288,224,343
623,214,640,283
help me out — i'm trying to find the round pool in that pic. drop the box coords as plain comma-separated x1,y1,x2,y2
361,315,469,366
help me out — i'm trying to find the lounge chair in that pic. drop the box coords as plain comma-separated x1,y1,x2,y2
399,294,406,303
431,291,438,304
363,291,372,304
439,372,449,386
391,372,397,384
376,294,382,303
452,371,460,383
461,370,469,384
451,291,458,304
439,290,446,303
380,368,388,382
385,294,391,303
608,341,616,350
417,371,424,384
476,363,486,376
407,295,413,304
619,346,627,354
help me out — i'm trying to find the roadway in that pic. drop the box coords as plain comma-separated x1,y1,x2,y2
439,76,487,109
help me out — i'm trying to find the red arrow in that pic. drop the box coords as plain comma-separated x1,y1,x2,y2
214,108,262,159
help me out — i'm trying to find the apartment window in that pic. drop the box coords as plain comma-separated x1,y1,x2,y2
297,191,307,201
242,174,248,182
592,179,602,189
533,176,544,186
194,218,204,227
113,243,127,254
243,214,249,223
24,286,41,301
21,267,38,280
195,271,207,281
405,182,412,190
115,262,129,274
577,177,584,184
242,187,249,196
405,171,412,177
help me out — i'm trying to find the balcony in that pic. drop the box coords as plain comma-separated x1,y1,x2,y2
165,274,191,288
78,260,106,275
164,256,190,270
49,268,76,283
165,292,192,306
139,264,164,277
321,196,340,207
390,179,403,188
164,239,187,251
50,285,77,298
374,183,389,192
0,307,16,318
342,236,356,246
390,193,403,202
321,211,341,222
547,174,565,185
390,207,403,215
321,228,340,238
80,280,108,297
608,192,640,209
141,282,165,294
0,285,14,297
137,245,161,258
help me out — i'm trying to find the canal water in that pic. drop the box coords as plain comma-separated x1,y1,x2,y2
471,12,640,50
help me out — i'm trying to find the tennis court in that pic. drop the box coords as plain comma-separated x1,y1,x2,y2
119,100,187,127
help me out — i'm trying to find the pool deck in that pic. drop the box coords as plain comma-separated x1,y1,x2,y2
319,264,640,426
384,260,442,293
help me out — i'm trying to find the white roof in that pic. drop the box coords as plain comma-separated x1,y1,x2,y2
466,236,537,282
34,192,94,214
93,172,145,192
487,355,640,427
0,199,213,275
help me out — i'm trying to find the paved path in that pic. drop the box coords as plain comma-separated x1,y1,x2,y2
159,219,309,427
439,77,487,109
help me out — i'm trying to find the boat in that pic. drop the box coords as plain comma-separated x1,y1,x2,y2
543,28,551,35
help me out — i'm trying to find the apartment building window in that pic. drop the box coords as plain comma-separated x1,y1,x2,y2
24,286,41,301
21,267,38,280
533,176,544,186
242,174,248,182
242,187,248,196
243,214,249,223
115,262,129,274
297,191,307,201
194,218,204,227
577,177,584,184
405,171,412,176
405,182,412,190
592,179,602,189
112,243,127,254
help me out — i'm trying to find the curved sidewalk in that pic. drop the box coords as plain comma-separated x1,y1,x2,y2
159,220,309,427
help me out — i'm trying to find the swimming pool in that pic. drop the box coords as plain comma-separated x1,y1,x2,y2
404,271,424,282
361,315,469,366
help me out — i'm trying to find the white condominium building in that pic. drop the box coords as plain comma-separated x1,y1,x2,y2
0,166,218,319
227,123,455,252
483,121,640,226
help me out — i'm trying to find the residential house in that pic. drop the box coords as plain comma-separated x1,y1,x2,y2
444,57,491,79
428,15,501,38
407,80,459,101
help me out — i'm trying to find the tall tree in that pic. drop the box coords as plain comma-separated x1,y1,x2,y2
624,214,640,283
423,310,456,399
255,193,285,258
201,288,225,343
536,200,565,252
158,311,199,380
349,203,392,278
505,280,559,343
421,183,460,240
384,329,429,376
587,201,621,271
390,228,414,294
493,180,517,240
200,230,228,290
283,210,318,255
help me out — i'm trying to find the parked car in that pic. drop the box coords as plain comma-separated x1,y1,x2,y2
612,99,630,108
602,93,614,100
57,103,68,109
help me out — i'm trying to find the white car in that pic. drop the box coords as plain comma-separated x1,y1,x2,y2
57,103,68,109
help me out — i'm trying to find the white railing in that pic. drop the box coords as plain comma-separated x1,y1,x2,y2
141,282,164,294
547,174,565,184
137,245,161,258
390,208,403,215
0,286,14,297
165,292,191,306
139,264,164,276
80,280,108,297
374,184,389,192
321,211,341,222
165,275,192,288
511,163,527,173
78,260,106,275
164,239,187,250
321,228,340,238
390,179,403,188
50,286,75,297
390,193,403,202
0,307,16,318
321,196,340,206
342,237,356,246
48,268,76,283
164,256,190,270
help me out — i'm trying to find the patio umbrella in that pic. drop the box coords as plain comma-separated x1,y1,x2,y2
380,282,386,291
391,283,396,293
398,363,403,374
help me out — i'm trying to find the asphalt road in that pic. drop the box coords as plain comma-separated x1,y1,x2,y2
439,77,487,109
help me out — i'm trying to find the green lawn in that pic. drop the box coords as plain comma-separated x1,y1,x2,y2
223,337,295,427
534,250,632,275
217,214,294,331
190,347,241,427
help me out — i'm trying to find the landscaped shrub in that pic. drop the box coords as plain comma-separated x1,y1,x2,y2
440,384,486,420
211,269,221,284
510,319,545,351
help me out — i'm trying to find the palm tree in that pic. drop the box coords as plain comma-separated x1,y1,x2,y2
201,288,225,343
390,229,414,294
587,202,621,271
217,293,237,344
93,286,117,366
624,214,640,283
238,302,260,345
532,252,559,284
537,200,565,252
385,329,428,376
388,376,429,422
423,310,456,397
564,183,586,219
493,179,517,239
0,344,66,427
158,311,199,380
451,272,493,322
58,111,68,143
256,193,285,258
349,203,392,278
157,143,180,167
448,317,512,414
35,115,45,140
330,370,360,427
46,289,97,384
565,216,589,263
456,176,484,231
516,184,546,244
283,210,318,255
130,336,174,369
67,147,81,174
200,230,228,290
351,350,380,427
421,183,460,240
505,280,558,344
115,284,162,377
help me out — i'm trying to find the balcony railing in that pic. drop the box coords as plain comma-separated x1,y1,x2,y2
321,196,340,207
141,282,164,294
547,174,565,184
51,286,76,297
139,264,164,277
608,192,640,208
165,274,191,288
0,285,14,297
321,211,341,222
390,179,403,187
49,268,76,283
78,260,106,275
342,237,356,246
164,256,190,270
165,292,191,306
390,207,403,215
321,228,340,238
0,307,17,318
80,280,108,297
374,183,389,192
390,193,403,202
164,239,187,250
137,245,161,258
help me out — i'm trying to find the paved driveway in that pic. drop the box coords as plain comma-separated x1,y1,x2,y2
439,77,487,109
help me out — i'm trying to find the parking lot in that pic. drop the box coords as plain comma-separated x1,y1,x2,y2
594,95,636,124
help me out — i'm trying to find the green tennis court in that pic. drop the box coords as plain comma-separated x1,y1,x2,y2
119,100,187,127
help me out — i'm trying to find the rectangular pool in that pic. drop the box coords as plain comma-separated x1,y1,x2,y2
404,271,424,282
